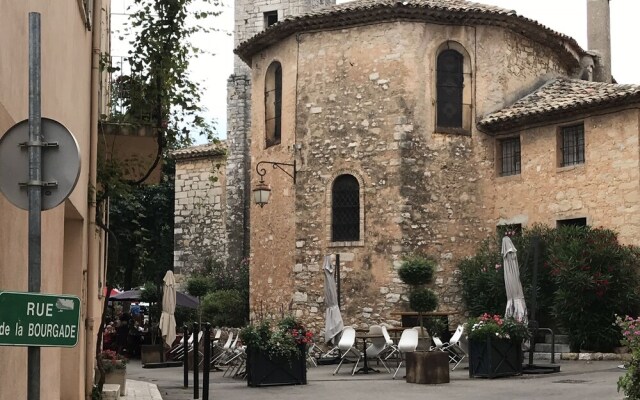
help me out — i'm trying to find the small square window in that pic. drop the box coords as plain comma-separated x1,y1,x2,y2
498,137,521,176
560,124,585,167
557,218,587,227
264,11,278,28
497,224,522,237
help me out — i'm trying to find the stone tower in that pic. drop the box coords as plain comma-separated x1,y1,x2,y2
225,0,336,269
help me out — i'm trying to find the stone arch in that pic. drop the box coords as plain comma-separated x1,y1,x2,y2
264,60,282,147
434,40,473,134
325,170,366,247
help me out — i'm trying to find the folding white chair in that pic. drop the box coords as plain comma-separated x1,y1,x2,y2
393,328,418,379
441,325,467,370
211,330,234,365
366,325,391,373
333,327,361,375
381,325,399,361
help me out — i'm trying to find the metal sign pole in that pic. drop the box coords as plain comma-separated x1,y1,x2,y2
27,12,42,400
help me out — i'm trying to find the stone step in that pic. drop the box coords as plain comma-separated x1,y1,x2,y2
101,384,120,400
523,352,557,361
544,334,569,344
535,343,571,353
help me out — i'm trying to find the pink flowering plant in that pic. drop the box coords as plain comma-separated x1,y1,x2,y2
98,349,127,373
467,313,529,342
615,315,640,399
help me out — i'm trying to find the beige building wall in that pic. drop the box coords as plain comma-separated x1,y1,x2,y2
247,21,575,329
0,1,109,399
491,108,640,244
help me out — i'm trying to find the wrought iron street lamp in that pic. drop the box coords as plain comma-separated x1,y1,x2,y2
252,160,296,207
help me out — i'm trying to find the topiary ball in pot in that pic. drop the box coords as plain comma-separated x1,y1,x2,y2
409,287,438,314
398,256,435,286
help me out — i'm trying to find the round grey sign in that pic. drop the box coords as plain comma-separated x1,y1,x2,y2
0,118,81,210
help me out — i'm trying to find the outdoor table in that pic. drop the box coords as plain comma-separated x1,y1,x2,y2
354,333,384,374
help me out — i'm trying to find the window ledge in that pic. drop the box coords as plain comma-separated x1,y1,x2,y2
557,163,585,173
435,127,471,136
328,240,364,248
496,173,522,181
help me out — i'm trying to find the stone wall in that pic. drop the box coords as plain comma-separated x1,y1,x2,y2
490,109,640,245
173,145,227,284
248,21,573,332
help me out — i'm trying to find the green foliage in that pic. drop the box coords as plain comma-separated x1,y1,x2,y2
618,354,640,400
548,227,640,351
201,289,247,327
616,315,640,399
398,256,435,286
458,240,506,316
111,0,221,145
174,306,198,328
408,287,438,313
185,276,213,298
460,225,640,352
240,317,310,361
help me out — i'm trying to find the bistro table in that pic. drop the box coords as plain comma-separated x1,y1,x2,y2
354,332,385,374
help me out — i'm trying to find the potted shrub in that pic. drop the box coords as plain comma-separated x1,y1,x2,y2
467,313,528,378
240,316,310,387
98,349,128,396
397,255,449,384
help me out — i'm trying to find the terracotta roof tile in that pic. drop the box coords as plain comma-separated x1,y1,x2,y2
235,0,583,69
478,78,640,132
172,142,226,160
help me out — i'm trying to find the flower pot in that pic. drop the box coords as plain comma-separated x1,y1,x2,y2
405,351,450,384
246,347,307,387
103,368,126,396
469,337,523,378
141,344,164,365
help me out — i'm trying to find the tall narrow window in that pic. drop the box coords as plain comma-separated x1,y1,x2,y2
560,124,585,167
264,11,278,28
499,137,521,176
332,175,360,242
265,62,282,147
436,49,464,129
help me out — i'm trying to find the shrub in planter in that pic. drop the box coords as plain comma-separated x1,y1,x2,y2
397,255,438,336
240,316,310,387
467,314,528,378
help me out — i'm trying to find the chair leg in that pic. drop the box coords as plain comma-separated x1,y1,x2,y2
393,359,403,379
350,356,361,375
333,356,347,375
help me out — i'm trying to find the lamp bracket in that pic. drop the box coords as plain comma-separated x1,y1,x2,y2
255,160,296,184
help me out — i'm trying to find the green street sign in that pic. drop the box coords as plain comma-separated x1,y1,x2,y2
0,291,81,347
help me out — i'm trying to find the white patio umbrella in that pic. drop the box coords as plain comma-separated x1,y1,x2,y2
502,236,528,323
323,255,344,344
159,270,177,348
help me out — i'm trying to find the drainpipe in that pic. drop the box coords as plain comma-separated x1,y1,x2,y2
85,0,102,398
587,0,612,83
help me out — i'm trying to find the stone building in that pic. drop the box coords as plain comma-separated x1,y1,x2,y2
173,0,640,333
172,144,227,280
230,0,640,332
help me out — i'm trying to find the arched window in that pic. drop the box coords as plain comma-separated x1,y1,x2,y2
436,49,464,129
331,175,360,242
265,61,282,147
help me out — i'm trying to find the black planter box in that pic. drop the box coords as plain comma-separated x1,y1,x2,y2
246,347,307,387
469,338,523,378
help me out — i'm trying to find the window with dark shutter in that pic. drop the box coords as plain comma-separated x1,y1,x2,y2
265,62,282,147
499,137,521,176
436,49,464,129
332,175,360,242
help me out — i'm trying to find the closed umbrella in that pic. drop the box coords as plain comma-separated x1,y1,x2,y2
159,270,177,348
502,236,528,323
323,255,344,344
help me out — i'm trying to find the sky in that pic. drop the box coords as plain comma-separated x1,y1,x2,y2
111,0,640,143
